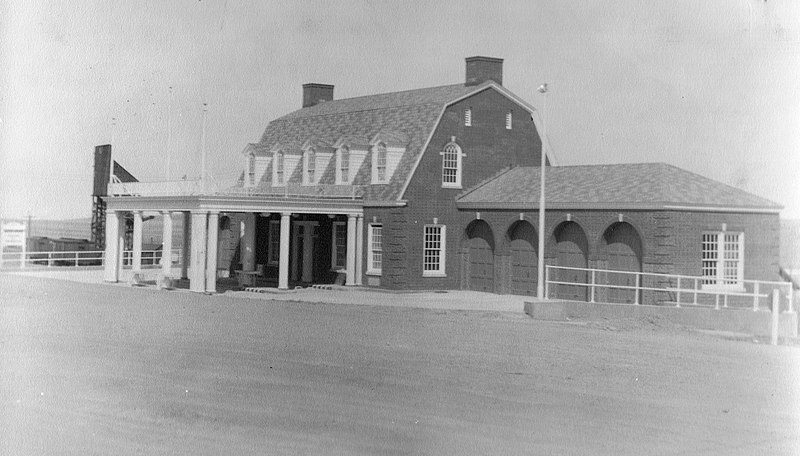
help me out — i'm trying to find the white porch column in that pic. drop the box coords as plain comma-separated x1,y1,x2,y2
161,211,173,277
278,212,291,290
241,213,256,271
355,214,364,286
345,214,357,286
181,211,191,279
189,211,208,292
103,211,125,282
205,212,219,293
132,211,143,273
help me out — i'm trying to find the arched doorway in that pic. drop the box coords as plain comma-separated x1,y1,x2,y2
603,222,643,303
508,221,537,296
554,221,589,301
465,220,495,292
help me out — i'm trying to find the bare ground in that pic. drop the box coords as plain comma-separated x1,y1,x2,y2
1,274,798,455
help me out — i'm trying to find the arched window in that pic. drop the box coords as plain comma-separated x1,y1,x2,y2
338,146,350,184
305,148,316,184
247,152,256,186
375,142,387,182
441,142,462,188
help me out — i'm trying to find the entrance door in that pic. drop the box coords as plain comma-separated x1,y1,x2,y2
605,223,642,303
291,222,318,284
467,220,494,293
509,222,537,296
555,222,588,301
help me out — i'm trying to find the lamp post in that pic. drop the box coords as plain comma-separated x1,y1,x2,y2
536,83,548,300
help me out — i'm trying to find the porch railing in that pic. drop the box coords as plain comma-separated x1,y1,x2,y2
108,179,365,200
0,249,183,269
544,265,794,312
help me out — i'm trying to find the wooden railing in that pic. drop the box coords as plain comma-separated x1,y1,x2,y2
0,249,183,269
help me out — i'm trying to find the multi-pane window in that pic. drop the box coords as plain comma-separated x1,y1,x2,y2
441,142,462,187
339,147,349,184
464,108,472,126
305,149,315,184
275,152,284,185
506,111,513,130
702,232,743,287
331,222,347,269
375,143,387,182
247,153,256,186
368,224,382,274
423,224,446,276
267,220,281,265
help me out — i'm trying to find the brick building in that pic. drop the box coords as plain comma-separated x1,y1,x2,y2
103,57,782,304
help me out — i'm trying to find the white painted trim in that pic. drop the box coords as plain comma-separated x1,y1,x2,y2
399,82,556,200
422,224,446,277
367,223,382,275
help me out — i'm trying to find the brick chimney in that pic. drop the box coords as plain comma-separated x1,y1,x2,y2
465,56,503,86
302,83,334,108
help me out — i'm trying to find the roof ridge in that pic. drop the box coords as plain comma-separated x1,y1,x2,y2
658,162,781,207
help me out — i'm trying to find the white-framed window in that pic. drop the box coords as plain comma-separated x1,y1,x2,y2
441,142,463,188
374,142,387,183
267,220,281,265
701,231,744,288
338,147,350,184
331,221,347,269
464,107,472,127
274,152,285,186
304,148,316,185
367,224,383,275
247,152,256,186
423,224,446,277
506,111,513,130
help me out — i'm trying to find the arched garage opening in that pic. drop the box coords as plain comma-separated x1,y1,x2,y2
553,221,589,301
602,222,643,304
464,220,495,292
507,220,537,296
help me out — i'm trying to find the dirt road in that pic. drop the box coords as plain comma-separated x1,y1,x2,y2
1,274,798,455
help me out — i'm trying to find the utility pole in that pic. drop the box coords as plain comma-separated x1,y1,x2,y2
536,83,548,300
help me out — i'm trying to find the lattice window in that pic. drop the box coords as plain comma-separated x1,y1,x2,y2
305,149,315,184
464,108,472,126
702,231,743,287
375,143,387,182
275,152,284,185
331,222,347,269
368,224,382,274
339,147,349,184
247,152,256,186
268,220,280,265
423,224,446,276
506,111,513,130
441,142,462,187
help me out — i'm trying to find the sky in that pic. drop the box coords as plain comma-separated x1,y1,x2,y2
1,0,799,220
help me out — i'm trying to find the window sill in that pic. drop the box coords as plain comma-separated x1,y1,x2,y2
366,270,382,276
422,272,446,278
441,184,462,190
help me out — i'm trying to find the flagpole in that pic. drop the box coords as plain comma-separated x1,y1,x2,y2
536,83,548,300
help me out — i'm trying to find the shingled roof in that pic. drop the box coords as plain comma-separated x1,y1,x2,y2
457,163,781,212
251,83,491,202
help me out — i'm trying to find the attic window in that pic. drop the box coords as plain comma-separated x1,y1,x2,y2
274,152,285,185
247,152,256,186
441,141,463,188
304,149,316,185
374,142,387,183
506,111,512,130
338,147,350,184
465,108,472,127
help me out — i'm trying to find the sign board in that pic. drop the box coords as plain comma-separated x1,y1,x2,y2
1,221,27,268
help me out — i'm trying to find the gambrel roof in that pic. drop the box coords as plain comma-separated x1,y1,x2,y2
251,81,522,202
457,163,782,212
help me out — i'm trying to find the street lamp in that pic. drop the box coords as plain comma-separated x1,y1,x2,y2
536,83,548,300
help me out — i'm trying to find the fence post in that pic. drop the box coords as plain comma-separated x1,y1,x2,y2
714,294,719,310
693,278,698,305
676,277,681,307
634,273,640,305
789,285,795,314
75,252,79,267
723,294,728,308
544,266,550,299
48,252,53,267
753,282,759,311
771,289,780,346
590,270,596,303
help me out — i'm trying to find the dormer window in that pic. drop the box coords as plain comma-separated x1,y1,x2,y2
338,147,350,184
304,148,316,185
247,152,256,186
464,107,472,127
274,151,285,185
374,142,387,183
506,111,512,130
441,141,463,188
